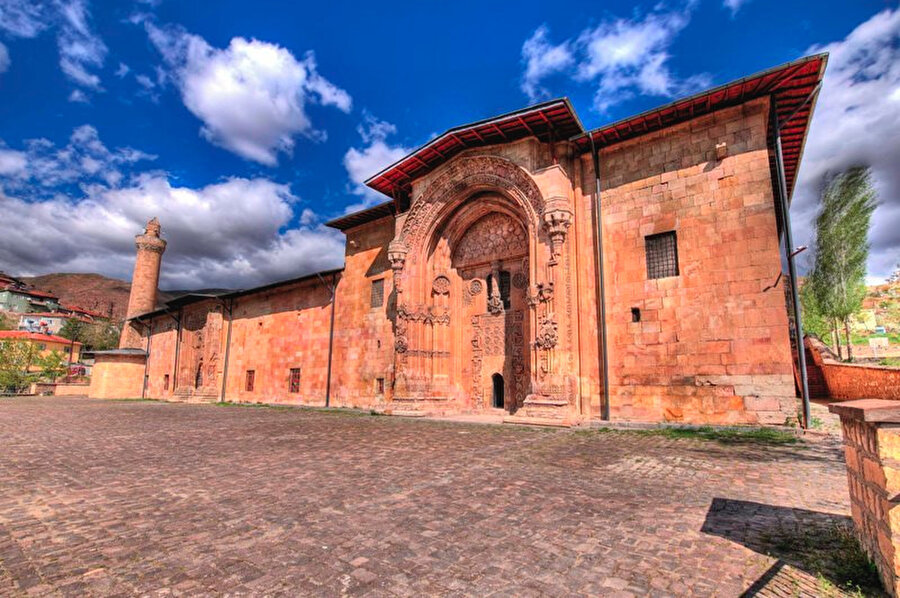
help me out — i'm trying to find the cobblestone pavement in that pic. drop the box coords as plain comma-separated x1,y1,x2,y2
0,398,866,597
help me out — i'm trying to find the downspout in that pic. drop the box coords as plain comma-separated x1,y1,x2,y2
141,318,152,399
219,298,234,403
173,308,182,391
589,135,611,421
166,309,180,394
318,272,337,408
772,85,820,429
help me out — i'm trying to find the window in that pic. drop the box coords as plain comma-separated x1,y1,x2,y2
645,231,679,279
289,368,301,393
631,308,641,323
245,370,255,392
375,377,385,395
371,278,385,308
163,374,169,391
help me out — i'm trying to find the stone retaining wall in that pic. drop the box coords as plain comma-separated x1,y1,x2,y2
808,337,900,401
830,400,900,596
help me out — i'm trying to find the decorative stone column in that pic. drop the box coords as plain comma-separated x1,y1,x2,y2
829,399,900,596
542,197,572,263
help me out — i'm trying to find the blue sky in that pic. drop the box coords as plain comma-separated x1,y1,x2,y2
0,0,897,289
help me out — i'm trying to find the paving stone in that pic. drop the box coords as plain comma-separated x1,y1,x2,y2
0,397,871,596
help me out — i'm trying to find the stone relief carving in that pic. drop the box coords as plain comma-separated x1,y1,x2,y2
432,275,451,296
512,271,528,290
452,212,527,267
397,304,451,325
534,313,559,350
398,156,545,257
469,279,483,295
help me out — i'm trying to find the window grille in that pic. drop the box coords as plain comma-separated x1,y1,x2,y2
245,370,255,392
499,271,511,309
371,278,384,308
289,368,301,393
645,231,679,279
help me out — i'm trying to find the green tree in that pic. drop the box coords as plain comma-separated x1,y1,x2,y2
0,313,15,331
84,321,120,351
59,318,88,343
809,166,878,361
799,281,831,342
37,350,67,382
0,340,40,393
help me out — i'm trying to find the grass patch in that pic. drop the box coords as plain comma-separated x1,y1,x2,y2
764,521,881,596
878,357,900,367
645,425,800,445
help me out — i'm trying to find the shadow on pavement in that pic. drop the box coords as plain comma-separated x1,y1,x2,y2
701,497,884,596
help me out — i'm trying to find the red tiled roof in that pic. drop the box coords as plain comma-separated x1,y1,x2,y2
365,99,583,200
572,53,828,201
0,331,82,345
23,289,59,300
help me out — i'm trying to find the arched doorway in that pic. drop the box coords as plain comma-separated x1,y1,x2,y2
492,373,504,409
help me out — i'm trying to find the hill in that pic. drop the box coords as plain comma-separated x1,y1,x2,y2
20,273,176,321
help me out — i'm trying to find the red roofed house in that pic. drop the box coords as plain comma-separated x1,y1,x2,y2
0,331,82,370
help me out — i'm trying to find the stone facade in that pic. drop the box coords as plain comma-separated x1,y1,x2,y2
95,64,827,425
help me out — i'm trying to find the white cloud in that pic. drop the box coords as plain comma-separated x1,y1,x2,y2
0,126,344,288
343,114,410,211
1,124,155,193
68,89,88,103
0,148,26,175
723,0,749,17
0,0,50,38
520,25,573,101
520,3,710,111
147,22,351,166
0,41,9,73
56,0,107,90
792,8,900,282
114,62,129,77
0,177,345,289
0,0,106,94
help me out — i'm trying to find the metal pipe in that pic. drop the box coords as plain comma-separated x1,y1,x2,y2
772,99,813,429
141,319,152,400
167,309,181,394
219,298,234,403
318,272,338,407
589,135,611,421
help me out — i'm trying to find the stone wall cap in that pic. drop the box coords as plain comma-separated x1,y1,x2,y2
828,399,900,423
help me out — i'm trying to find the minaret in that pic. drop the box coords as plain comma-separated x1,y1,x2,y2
119,217,167,348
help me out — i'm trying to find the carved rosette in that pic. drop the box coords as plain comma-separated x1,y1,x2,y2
432,275,450,296
542,197,572,261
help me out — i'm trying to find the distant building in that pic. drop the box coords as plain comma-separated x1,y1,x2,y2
0,331,82,369
0,273,62,313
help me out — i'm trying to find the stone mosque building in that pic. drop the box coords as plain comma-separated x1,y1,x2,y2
89,54,827,426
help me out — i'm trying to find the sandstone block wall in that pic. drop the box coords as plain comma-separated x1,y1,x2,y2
808,337,900,401
88,354,146,399
593,96,796,424
330,216,394,409
831,400,900,596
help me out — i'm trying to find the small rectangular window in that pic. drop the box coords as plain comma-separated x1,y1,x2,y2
289,368,301,393
370,278,385,308
245,370,255,392
631,308,641,323
163,374,169,390
499,271,511,309
375,377,385,395
645,231,679,279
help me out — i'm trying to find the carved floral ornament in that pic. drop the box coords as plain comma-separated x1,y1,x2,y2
534,313,559,350
388,239,408,272
397,156,546,255
432,275,451,295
